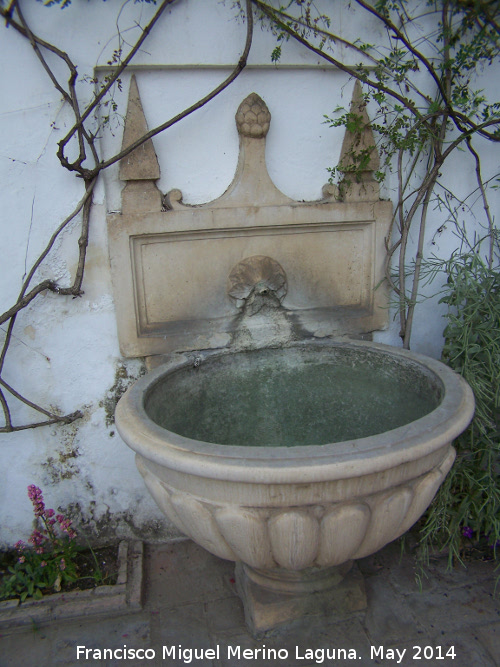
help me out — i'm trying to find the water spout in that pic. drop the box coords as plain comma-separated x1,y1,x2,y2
227,256,294,348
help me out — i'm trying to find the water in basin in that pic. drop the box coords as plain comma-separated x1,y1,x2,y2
144,345,443,447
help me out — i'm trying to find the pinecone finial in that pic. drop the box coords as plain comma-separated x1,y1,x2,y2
235,93,271,138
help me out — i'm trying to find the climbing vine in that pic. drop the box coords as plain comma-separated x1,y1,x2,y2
0,0,253,432
247,0,500,347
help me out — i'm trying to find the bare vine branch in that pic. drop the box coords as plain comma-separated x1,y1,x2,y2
0,179,97,329
0,0,254,432
96,0,254,173
252,0,499,348
466,137,496,268
57,0,180,175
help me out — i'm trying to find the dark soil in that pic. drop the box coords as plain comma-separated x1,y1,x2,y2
66,543,120,591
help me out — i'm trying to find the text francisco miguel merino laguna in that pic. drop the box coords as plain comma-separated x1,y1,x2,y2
76,644,416,663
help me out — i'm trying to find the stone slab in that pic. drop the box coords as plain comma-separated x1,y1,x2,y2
143,539,236,611
404,582,500,639
214,617,372,667
476,621,500,665
363,575,426,644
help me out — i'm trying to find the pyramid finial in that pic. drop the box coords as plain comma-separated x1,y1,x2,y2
338,80,380,175
119,75,160,181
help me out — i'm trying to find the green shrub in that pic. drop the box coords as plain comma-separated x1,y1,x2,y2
419,245,500,567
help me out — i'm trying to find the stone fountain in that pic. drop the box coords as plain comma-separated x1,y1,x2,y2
109,78,475,634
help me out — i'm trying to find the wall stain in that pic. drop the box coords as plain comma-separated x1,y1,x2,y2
101,360,145,428
42,413,89,483
43,447,81,482
61,499,176,546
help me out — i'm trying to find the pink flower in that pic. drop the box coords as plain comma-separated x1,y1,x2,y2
28,529,46,549
57,515,77,539
14,540,25,551
27,485,45,517
18,556,25,564
40,561,47,568
27,485,42,501
60,558,66,571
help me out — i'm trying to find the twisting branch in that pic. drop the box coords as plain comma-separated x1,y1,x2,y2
0,388,12,432
0,179,97,329
0,0,254,433
252,1,434,106
14,2,75,106
96,0,254,173
57,0,179,175
466,138,496,268
251,0,422,121
252,0,499,348
354,0,452,112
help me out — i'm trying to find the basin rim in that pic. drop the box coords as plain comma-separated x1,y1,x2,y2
115,339,475,484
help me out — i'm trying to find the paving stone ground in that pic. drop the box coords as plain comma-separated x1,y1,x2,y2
1,538,498,667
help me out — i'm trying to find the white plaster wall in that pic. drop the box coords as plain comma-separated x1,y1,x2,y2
0,0,498,546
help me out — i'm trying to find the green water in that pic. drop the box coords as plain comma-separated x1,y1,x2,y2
145,346,443,447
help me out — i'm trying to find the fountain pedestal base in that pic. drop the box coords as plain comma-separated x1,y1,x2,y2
235,561,367,636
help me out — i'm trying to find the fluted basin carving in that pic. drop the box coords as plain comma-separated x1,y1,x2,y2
116,340,474,577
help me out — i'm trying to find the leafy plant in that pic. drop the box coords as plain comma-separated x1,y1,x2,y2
418,237,500,567
0,485,101,602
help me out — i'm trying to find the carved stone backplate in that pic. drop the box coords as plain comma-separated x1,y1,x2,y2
107,82,392,357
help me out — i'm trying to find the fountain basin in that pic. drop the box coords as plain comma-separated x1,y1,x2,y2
116,339,474,572
110,89,476,633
